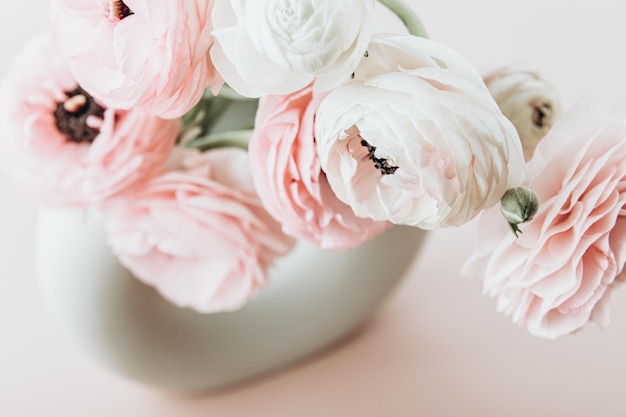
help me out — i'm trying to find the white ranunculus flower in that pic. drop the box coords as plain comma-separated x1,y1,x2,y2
315,33,525,229
210,0,375,97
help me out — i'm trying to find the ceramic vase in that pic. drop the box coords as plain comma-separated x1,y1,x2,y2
35,208,425,392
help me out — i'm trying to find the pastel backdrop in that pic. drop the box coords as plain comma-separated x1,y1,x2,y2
1,0,625,416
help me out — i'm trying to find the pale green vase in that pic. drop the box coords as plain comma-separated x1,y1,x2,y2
35,208,425,392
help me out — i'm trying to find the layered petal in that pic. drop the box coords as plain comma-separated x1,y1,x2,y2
106,148,295,313
249,84,389,250
52,0,223,118
210,0,374,97
315,33,525,229
0,34,178,207
463,98,626,339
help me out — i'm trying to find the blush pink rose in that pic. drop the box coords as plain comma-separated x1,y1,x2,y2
0,34,179,207
463,98,626,339
52,0,223,119
249,85,389,250
106,148,296,313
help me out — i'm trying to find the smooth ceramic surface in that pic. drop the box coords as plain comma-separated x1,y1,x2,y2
35,208,425,392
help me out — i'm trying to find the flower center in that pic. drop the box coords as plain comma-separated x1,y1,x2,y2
54,87,106,144
531,101,552,128
107,1,134,20
360,139,398,175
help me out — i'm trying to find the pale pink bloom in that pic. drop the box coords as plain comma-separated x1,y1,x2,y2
249,85,389,250
52,0,223,119
484,65,561,161
106,148,296,313
315,33,525,229
463,99,626,339
0,35,178,207
210,0,375,97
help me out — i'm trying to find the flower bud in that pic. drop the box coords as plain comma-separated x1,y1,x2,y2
500,187,539,237
484,65,560,161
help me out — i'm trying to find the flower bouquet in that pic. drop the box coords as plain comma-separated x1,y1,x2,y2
2,0,624,392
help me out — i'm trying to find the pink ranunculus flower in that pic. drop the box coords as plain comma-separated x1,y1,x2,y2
210,0,375,97
315,33,525,229
106,147,296,313
249,84,389,250
0,34,179,207
52,0,223,119
463,98,626,339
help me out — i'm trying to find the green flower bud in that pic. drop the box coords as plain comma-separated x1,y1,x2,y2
500,187,539,237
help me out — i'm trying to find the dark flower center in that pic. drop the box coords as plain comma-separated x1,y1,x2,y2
531,102,552,129
360,139,398,175
108,1,134,20
54,87,106,144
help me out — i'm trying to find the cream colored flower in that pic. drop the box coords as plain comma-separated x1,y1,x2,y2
210,0,375,97
484,65,560,161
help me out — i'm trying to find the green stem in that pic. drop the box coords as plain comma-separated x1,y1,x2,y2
204,97,232,132
185,129,254,151
179,95,232,144
378,0,428,38
217,85,256,101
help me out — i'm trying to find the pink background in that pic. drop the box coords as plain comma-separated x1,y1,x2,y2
1,1,626,416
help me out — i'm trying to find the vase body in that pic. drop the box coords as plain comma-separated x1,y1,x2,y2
35,208,425,393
